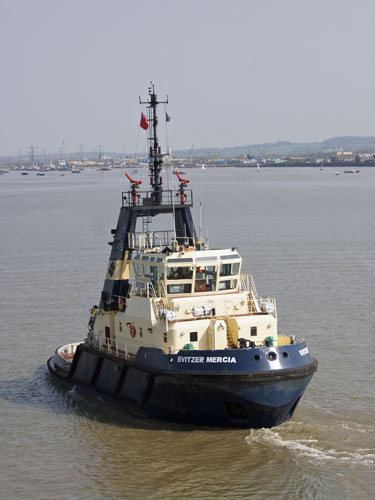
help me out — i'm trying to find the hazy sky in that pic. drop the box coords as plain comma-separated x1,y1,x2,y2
1,0,374,156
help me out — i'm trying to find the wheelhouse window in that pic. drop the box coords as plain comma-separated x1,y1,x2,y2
134,262,142,276
220,262,240,277
167,266,193,280
195,265,217,292
143,263,150,277
167,283,192,294
218,279,238,290
149,265,159,280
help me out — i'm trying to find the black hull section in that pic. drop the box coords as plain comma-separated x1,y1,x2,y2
48,344,317,428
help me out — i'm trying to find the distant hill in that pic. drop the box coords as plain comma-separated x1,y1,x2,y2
175,136,375,158
320,136,375,148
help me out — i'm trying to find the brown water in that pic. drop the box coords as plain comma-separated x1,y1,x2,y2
1,167,374,499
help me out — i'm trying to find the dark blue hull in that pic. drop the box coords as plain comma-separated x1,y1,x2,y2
48,343,317,428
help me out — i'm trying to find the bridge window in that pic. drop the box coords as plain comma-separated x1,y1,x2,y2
143,263,150,276
167,266,193,280
167,284,192,294
218,279,238,290
220,262,240,277
195,265,217,292
134,263,142,276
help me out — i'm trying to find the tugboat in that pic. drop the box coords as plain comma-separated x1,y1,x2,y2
48,83,317,428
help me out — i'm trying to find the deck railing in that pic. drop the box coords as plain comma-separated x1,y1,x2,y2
239,273,277,318
122,189,193,208
239,273,258,296
259,297,277,318
128,278,159,299
128,230,195,251
96,333,131,360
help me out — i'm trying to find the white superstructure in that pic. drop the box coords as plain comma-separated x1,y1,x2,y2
87,237,278,358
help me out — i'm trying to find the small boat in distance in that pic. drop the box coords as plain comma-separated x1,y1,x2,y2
48,83,317,428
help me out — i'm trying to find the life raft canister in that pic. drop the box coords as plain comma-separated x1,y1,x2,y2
130,325,136,338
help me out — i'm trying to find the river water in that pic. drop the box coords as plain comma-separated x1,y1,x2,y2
0,166,374,500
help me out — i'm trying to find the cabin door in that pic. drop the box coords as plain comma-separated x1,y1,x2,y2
105,326,110,343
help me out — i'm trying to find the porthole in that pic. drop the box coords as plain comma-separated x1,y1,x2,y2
282,352,288,358
252,354,261,361
266,351,277,361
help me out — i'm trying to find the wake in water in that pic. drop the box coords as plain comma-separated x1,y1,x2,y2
245,424,375,468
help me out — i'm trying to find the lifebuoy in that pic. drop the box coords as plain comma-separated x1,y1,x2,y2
130,325,136,338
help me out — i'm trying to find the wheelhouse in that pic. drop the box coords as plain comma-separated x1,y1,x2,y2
131,249,242,297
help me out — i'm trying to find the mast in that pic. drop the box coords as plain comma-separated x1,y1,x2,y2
99,83,196,312
139,81,168,205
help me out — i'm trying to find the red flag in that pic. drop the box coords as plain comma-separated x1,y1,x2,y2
140,113,148,130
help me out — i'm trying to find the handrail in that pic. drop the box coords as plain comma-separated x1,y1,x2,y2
122,188,193,208
128,230,195,250
239,274,277,318
259,297,277,318
96,333,130,360
239,273,258,295
128,278,158,298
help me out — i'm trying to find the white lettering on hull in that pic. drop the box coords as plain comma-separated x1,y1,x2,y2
177,356,237,364
299,347,309,356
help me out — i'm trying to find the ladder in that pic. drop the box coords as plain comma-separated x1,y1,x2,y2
247,291,257,313
142,215,152,234
224,316,238,348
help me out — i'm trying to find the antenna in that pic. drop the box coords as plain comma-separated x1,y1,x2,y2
139,81,168,205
